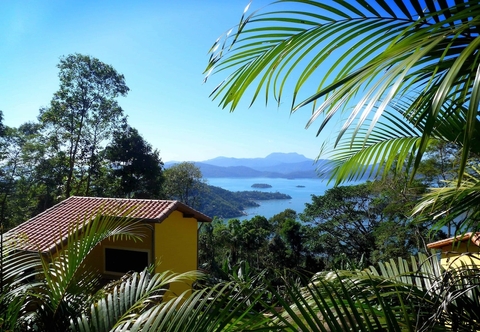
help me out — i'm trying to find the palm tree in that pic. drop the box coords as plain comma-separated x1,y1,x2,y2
204,0,479,182
204,0,480,233
202,4,480,328
0,212,202,331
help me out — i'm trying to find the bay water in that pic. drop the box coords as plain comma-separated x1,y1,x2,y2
205,177,334,220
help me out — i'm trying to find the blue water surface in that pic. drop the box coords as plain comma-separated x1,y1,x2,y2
205,177,334,221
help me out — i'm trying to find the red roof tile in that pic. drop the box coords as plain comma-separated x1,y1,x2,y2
427,232,480,249
5,196,211,253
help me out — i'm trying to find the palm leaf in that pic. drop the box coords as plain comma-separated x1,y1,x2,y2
72,268,202,332
22,209,146,330
260,251,456,331
112,279,273,332
0,233,43,330
319,89,479,184
206,0,480,182
317,108,422,184
268,270,418,331
413,163,480,233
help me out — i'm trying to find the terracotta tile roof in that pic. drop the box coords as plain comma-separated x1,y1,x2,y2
5,196,211,253
427,232,480,249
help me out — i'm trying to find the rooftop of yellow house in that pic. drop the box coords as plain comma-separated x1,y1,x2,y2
5,196,212,254
427,232,480,249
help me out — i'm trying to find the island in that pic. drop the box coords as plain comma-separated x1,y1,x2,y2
196,185,292,219
237,191,291,201
251,183,272,188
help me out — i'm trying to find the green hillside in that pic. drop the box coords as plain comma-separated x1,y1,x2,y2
197,184,291,219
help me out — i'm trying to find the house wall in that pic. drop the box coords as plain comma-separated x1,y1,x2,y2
154,210,198,297
83,212,199,297
85,223,153,277
438,242,480,268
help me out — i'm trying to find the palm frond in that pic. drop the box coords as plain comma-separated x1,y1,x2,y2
111,279,273,332
265,251,451,331
319,89,479,184
317,108,422,184
413,163,480,233
0,236,42,330
22,210,146,330
206,0,480,181
72,268,202,332
268,270,422,331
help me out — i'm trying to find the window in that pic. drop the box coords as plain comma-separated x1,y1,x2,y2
105,247,150,274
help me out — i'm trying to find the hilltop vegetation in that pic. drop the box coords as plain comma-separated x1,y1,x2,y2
196,184,291,219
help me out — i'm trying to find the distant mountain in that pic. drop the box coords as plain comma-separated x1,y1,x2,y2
194,163,285,178
203,152,311,169
255,160,321,173
264,152,311,163
165,152,328,179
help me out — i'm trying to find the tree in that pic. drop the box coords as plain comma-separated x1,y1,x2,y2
163,162,206,208
268,209,307,269
418,141,460,188
39,53,129,198
205,1,480,232
104,125,164,198
237,215,272,269
300,180,435,266
0,121,67,229
0,114,14,226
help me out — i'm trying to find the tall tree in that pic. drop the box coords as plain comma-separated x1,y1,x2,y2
163,162,206,208
0,126,29,227
105,125,164,198
39,53,129,198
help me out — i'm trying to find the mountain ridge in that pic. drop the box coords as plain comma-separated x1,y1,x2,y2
165,152,327,179
203,152,312,168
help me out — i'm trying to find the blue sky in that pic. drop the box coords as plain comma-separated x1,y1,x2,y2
0,0,332,162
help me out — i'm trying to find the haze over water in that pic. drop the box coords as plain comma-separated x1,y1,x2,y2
206,177,334,220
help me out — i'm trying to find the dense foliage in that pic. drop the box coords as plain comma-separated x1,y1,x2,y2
301,178,433,265
199,177,442,280
105,124,164,198
1,212,476,331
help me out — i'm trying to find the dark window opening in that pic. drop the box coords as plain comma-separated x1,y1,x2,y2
105,248,149,274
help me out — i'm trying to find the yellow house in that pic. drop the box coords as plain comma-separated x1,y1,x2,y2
5,196,212,295
427,232,480,268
